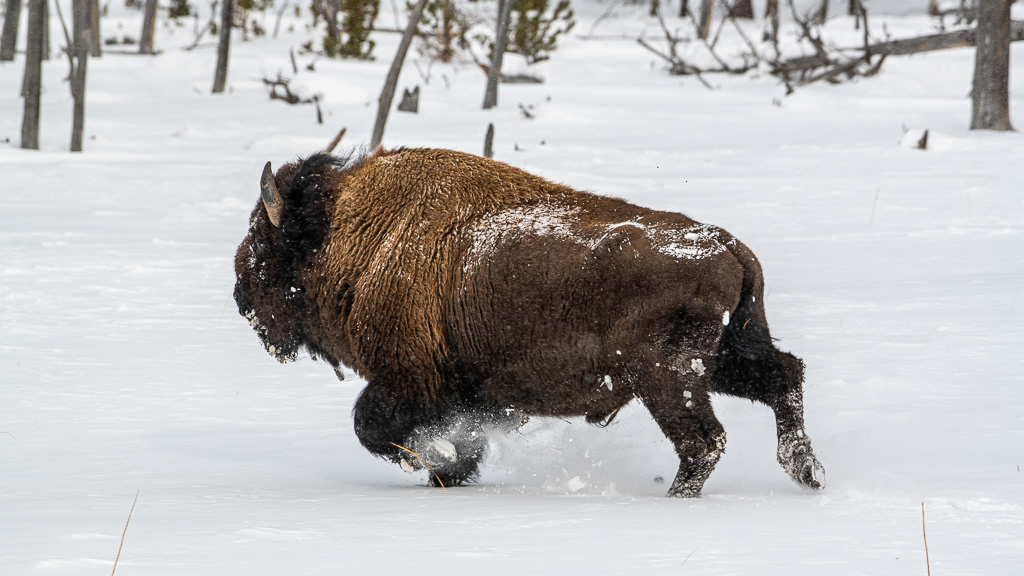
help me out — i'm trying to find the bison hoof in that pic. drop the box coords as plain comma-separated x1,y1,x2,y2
399,437,459,474
666,471,708,498
795,456,826,490
667,483,702,498
778,435,825,491
429,438,458,463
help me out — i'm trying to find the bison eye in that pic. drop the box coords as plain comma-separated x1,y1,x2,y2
252,236,270,258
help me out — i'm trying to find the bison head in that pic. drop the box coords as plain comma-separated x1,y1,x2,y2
233,153,356,362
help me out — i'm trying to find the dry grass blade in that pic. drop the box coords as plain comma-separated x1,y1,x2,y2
681,545,698,567
112,490,139,576
922,502,931,576
389,442,447,490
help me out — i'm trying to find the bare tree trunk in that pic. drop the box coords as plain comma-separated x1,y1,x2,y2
849,0,864,30
325,0,339,43
212,0,234,93
42,0,49,59
439,0,455,62
971,0,1012,130
369,0,429,149
696,0,713,40
273,0,290,38
483,0,514,109
483,123,494,158
21,0,43,149
763,0,779,43
140,0,159,54
1,0,23,61
679,0,689,18
732,0,753,19
89,0,100,57
813,0,829,25
71,0,91,151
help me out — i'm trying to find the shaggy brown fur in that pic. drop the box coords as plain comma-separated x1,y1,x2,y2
234,147,825,496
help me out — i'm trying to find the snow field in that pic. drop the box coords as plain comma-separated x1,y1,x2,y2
2,2,1023,574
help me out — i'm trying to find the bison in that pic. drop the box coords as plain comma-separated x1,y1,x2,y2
233,147,825,497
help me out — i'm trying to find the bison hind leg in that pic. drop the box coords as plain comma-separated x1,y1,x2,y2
712,341,826,491
637,357,727,498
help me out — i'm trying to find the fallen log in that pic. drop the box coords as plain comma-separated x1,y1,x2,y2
774,20,1024,74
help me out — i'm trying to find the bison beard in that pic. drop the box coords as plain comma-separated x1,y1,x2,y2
233,147,825,497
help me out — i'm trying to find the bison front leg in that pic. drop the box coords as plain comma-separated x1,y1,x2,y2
639,360,726,498
352,381,491,487
352,381,426,463
403,412,493,487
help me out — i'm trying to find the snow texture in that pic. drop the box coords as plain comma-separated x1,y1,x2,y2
2,2,1024,575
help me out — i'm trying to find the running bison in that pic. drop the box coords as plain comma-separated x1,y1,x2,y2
233,147,825,497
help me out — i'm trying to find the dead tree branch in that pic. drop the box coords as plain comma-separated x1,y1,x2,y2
642,3,1023,94
775,20,1024,76
639,5,754,84
263,74,314,105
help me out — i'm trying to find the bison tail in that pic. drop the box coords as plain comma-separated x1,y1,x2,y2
723,245,775,362
712,242,805,405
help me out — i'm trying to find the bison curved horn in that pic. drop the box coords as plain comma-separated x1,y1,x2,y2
260,161,283,227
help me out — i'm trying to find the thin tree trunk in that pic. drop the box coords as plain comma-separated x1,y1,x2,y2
970,0,1012,130
483,0,514,110
273,0,289,38
89,0,100,57
849,0,864,30
763,0,779,43
71,0,91,151
42,0,49,59
483,123,494,158
325,0,339,43
679,0,689,18
696,0,713,40
1,0,23,61
732,0,753,19
140,0,158,54
439,0,454,62
212,0,234,93
813,0,829,25
369,0,429,149
21,0,44,149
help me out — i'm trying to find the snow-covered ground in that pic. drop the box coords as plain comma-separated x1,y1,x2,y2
2,2,1022,574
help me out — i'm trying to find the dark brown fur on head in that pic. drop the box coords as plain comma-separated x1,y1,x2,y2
233,151,364,363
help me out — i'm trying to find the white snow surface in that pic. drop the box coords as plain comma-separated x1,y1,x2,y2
2,2,1024,574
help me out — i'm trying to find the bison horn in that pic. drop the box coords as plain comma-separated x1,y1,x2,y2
260,161,283,227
